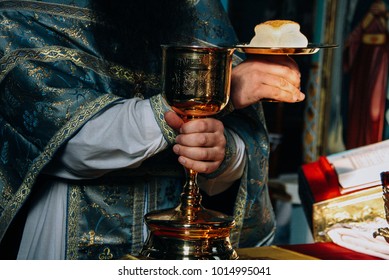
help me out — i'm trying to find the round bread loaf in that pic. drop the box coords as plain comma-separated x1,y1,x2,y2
249,20,308,47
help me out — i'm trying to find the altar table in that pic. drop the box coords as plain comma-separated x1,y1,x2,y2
236,242,382,260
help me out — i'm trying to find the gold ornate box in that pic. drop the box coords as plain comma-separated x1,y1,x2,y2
312,186,385,242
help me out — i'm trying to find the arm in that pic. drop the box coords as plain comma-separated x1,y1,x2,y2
46,96,246,196
45,98,168,179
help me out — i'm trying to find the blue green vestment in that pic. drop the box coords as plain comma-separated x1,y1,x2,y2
0,0,275,259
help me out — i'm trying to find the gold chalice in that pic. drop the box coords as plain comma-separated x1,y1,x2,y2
139,44,237,259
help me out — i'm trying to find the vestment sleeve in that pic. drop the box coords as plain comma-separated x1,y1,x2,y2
44,98,168,179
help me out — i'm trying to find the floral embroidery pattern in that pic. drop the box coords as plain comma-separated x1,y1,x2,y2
23,110,38,132
0,142,8,165
99,247,113,260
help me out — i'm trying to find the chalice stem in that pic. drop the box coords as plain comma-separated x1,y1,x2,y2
180,167,202,222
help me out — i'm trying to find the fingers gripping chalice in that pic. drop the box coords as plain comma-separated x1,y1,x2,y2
139,45,238,259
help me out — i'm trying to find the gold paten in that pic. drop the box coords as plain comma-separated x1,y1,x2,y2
312,186,385,242
235,44,337,55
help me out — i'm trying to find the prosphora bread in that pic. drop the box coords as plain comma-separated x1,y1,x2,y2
249,20,308,48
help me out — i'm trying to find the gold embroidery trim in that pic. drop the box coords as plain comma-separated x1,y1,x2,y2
150,94,177,145
66,185,82,260
0,46,160,88
0,0,97,22
132,186,145,254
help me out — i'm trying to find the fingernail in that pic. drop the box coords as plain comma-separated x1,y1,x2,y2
178,156,186,165
173,145,180,154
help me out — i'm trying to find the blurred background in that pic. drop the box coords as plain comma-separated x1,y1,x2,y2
220,0,389,245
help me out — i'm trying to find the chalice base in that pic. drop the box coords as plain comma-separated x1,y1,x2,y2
138,205,238,260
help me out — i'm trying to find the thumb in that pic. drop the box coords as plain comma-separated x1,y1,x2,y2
164,111,184,131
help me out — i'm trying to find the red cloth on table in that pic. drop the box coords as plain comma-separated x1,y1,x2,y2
280,242,382,260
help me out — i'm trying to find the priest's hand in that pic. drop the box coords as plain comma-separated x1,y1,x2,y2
230,55,305,107
164,111,226,174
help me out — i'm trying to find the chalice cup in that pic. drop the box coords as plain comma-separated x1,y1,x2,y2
139,44,238,259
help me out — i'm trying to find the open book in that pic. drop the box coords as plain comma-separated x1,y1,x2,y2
326,140,389,194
